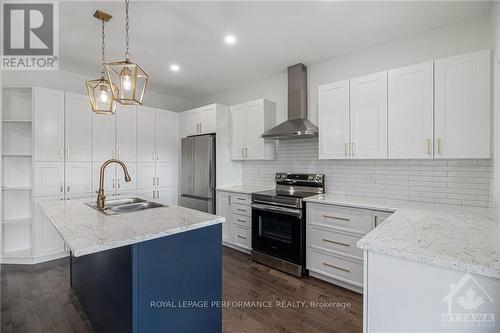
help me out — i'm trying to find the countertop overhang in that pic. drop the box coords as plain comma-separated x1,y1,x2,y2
304,194,500,279
40,198,224,257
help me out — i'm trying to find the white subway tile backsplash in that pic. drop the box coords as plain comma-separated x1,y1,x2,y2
242,139,492,207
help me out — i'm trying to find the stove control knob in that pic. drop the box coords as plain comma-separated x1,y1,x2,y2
315,175,321,182
281,174,287,179
308,175,314,181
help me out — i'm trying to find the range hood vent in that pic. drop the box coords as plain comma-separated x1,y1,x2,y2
261,63,318,140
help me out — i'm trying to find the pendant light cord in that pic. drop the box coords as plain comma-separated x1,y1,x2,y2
125,0,130,61
101,20,106,78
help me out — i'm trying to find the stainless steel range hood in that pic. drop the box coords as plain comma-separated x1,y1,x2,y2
261,63,318,140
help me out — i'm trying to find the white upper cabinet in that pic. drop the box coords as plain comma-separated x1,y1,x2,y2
92,113,116,161
184,104,217,136
388,62,434,159
229,99,276,160
318,80,350,159
229,104,247,159
434,50,491,158
34,162,64,197
115,104,137,162
65,93,92,162
65,162,92,195
137,106,156,162
34,88,65,161
156,110,179,162
349,71,388,159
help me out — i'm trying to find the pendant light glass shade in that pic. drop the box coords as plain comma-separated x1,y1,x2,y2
86,78,117,114
86,10,116,115
105,60,148,105
104,0,148,105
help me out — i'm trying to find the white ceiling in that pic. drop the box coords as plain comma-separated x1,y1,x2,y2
60,1,492,100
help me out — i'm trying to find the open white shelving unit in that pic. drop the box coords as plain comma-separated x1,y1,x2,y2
1,87,34,263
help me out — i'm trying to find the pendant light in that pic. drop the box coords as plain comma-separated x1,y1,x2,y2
104,0,149,105
86,10,116,115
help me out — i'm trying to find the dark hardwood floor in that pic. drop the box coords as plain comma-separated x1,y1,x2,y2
1,247,363,333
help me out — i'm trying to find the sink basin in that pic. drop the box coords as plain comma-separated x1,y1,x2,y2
86,197,166,215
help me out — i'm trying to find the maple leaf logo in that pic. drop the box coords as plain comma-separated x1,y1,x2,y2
456,289,484,310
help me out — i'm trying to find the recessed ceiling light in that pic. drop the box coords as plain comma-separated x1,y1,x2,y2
170,64,180,72
225,35,237,45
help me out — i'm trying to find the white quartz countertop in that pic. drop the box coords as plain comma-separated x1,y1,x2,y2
40,198,224,257
304,194,500,279
216,185,272,195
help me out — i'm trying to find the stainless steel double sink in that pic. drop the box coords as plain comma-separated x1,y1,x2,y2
86,197,166,215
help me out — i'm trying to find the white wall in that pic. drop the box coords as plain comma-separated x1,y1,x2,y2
194,16,492,126
1,70,194,112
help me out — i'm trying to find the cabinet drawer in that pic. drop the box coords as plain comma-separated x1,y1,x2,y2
307,249,363,286
309,204,373,235
232,214,251,227
231,204,251,217
307,226,363,259
230,194,251,206
234,225,250,249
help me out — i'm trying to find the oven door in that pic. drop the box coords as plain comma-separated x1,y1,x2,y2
251,203,303,264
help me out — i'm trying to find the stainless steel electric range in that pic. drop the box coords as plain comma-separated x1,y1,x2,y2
251,173,325,277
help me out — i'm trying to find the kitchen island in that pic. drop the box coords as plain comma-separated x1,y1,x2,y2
41,198,225,333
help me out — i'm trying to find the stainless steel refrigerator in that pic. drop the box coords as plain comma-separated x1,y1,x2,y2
179,134,216,213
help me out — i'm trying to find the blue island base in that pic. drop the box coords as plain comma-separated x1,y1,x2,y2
71,224,222,333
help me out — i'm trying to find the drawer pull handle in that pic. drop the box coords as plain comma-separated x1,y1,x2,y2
237,235,247,239
237,208,246,212
323,262,350,273
323,215,350,222
323,238,350,247
237,219,246,223
236,198,246,201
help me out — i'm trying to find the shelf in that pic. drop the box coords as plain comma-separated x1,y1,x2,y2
2,120,32,123
2,247,33,258
2,216,32,224
1,186,32,191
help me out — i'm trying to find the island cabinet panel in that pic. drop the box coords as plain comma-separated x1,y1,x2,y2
71,225,222,333
364,251,500,333
134,224,222,332
71,245,133,333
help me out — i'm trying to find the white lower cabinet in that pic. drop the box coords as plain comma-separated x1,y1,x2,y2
306,202,393,293
34,196,67,261
216,190,252,251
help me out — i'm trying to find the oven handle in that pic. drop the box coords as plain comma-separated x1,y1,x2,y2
251,203,302,218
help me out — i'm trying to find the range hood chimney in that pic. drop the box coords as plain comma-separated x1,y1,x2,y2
261,63,318,140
